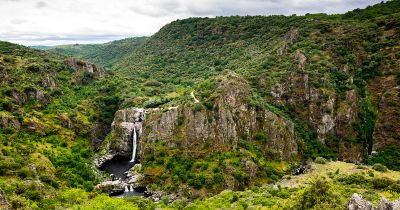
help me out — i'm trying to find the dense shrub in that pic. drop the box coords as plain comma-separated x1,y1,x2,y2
315,157,328,164
337,174,367,185
372,163,388,172
370,177,394,189
365,146,400,171
290,177,342,210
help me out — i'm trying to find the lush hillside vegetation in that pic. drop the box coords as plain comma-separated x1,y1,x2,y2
104,0,400,182
1,0,400,209
0,41,122,209
47,37,147,68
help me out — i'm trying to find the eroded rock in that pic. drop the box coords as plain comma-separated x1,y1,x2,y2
347,193,374,210
347,193,400,210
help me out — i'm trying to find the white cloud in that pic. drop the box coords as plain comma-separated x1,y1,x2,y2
0,0,384,46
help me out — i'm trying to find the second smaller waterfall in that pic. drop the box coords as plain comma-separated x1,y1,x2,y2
130,126,137,163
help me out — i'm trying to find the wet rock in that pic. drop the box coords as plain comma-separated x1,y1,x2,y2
95,179,124,195
106,108,145,158
125,164,145,188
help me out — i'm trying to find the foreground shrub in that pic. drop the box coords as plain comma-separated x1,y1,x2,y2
72,195,139,210
370,177,394,189
289,177,343,210
315,157,327,164
337,173,367,185
372,163,388,172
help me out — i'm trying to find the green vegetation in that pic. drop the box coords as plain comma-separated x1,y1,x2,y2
47,37,147,68
365,146,400,171
315,157,328,164
1,0,400,208
0,41,120,208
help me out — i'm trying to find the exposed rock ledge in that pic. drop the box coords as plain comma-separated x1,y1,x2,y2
99,73,300,165
347,193,400,210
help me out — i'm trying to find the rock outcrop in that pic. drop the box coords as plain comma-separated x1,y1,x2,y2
0,188,9,210
95,180,125,195
347,193,400,210
64,58,104,84
0,113,20,130
100,73,299,165
105,108,145,159
347,194,375,210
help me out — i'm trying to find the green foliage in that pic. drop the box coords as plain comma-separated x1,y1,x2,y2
315,157,328,164
289,177,343,210
1,0,400,208
337,173,367,185
370,177,394,189
365,146,400,171
372,163,388,172
48,37,147,68
71,195,139,210
255,131,268,142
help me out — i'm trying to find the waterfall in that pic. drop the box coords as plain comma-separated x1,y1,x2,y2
124,186,129,192
130,126,137,163
129,185,134,192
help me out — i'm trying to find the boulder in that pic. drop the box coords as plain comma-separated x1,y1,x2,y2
347,193,374,210
0,113,20,130
95,180,124,195
347,193,400,210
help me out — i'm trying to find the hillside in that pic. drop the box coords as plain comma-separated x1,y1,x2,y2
47,37,147,68
101,0,400,174
0,41,120,209
1,0,400,209
85,0,400,205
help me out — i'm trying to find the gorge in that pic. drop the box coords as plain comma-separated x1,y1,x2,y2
0,0,400,209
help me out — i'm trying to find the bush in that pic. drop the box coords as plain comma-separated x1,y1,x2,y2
315,157,327,164
365,146,400,171
255,131,268,142
290,177,342,210
192,104,203,112
356,165,368,170
370,177,394,189
372,163,388,172
337,174,367,185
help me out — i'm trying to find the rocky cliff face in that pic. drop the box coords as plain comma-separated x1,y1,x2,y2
64,57,104,84
100,73,299,165
140,74,299,161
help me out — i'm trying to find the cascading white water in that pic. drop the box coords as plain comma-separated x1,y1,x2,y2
130,126,137,162
129,186,134,192
124,186,129,192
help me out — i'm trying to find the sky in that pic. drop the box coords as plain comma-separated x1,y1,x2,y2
0,0,384,46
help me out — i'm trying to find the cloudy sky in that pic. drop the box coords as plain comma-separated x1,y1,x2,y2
0,0,384,46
